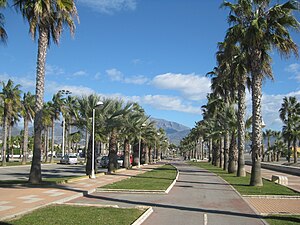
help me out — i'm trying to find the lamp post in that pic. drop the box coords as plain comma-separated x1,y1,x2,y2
90,101,104,179
138,123,146,168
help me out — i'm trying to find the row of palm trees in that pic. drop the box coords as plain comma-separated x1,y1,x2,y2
180,0,299,186
0,79,169,180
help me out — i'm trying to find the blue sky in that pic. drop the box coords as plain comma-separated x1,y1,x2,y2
1,0,300,130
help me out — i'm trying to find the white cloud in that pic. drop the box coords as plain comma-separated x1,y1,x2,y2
46,64,64,76
106,68,148,84
141,95,202,114
285,63,300,81
0,73,35,90
47,82,96,96
77,0,137,14
106,68,124,81
72,70,88,77
94,72,101,80
124,75,149,84
152,73,211,101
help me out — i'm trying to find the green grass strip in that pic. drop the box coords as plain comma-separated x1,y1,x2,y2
189,162,300,196
264,215,300,225
103,164,177,190
6,205,145,225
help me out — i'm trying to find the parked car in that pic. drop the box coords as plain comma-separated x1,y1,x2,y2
99,156,109,168
117,155,124,168
60,154,78,164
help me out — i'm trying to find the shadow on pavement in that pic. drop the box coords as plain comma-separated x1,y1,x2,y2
84,194,263,220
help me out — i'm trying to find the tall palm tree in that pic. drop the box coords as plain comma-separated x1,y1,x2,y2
14,0,78,183
0,79,21,166
223,0,299,186
279,96,300,162
20,92,35,164
0,0,7,44
263,129,274,162
49,92,64,163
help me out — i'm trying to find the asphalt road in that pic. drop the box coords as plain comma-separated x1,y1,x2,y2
0,163,107,181
71,161,265,225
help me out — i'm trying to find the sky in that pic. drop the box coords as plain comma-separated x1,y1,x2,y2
0,0,300,131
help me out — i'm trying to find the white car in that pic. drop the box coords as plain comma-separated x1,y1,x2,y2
60,155,78,164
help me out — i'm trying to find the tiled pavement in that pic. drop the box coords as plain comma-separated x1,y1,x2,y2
0,164,161,221
244,165,300,215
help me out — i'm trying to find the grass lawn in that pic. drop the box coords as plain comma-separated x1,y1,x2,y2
189,162,300,196
103,164,177,190
4,205,145,225
264,215,300,225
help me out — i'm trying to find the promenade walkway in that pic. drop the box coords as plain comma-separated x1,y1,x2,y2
70,161,265,225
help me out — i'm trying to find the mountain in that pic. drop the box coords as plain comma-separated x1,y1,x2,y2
150,118,191,145
4,118,190,146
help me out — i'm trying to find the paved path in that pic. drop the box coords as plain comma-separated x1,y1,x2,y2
0,164,161,221
70,161,265,225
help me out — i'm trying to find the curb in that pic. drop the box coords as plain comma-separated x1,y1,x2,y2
165,166,179,194
132,207,153,225
242,195,300,199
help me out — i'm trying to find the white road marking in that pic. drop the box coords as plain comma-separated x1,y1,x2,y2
204,213,208,225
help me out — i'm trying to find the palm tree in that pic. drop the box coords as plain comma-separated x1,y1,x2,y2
49,92,64,163
0,79,21,166
263,129,274,162
223,0,299,186
14,0,78,183
20,92,35,164
279,96,300,162
0,0,7,44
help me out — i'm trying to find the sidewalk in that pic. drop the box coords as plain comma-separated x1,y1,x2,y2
0,163,162,221
69,161,266,225
244,165,300,215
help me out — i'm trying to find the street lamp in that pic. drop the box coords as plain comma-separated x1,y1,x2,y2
90,101,104,179
138,123,146,168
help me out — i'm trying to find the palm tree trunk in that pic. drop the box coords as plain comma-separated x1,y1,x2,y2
22,118,29,165
209,138,212,163
237,76,246,177
2,114,8,166
250,54,263,187
108,129,118,173
219,137,224,168
145,144,149,164
293,138,297,164
29,27,48,184
228,131,237,173
123,139,130,168
223,132,229,171
8,123,12,162
287,140,291,163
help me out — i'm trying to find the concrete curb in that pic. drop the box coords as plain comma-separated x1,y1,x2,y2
242,195,300,199
132,207,153,225
165,166,179,194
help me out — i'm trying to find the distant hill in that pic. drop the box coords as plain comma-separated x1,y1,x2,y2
150,118,191,145
4,118,190,146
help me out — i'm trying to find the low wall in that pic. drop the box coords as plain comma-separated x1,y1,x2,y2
245,160,300,176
